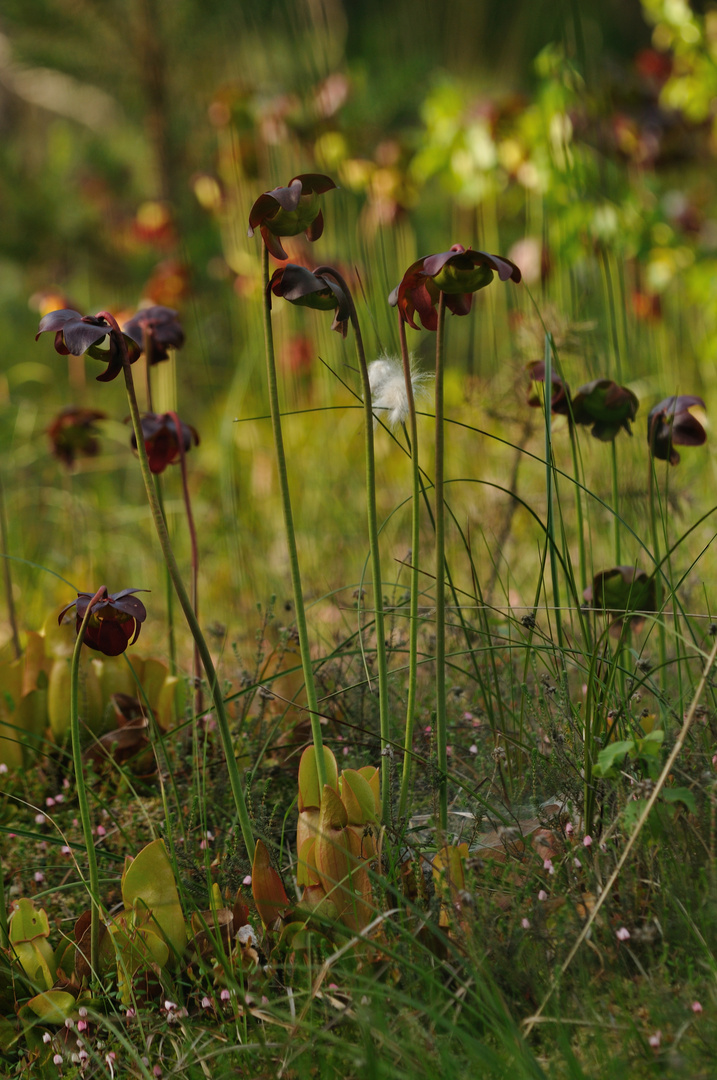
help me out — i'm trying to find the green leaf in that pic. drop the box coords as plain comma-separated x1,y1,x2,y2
25,990,76,1025
663,787,696,813
594,740,633,777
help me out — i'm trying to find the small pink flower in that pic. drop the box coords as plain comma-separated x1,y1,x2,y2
201,996,212,1009
125,1007,136,1019
199,840,208,850
153,1068,163,1079
538,890,548,901
713,754,717,768
42,1032,52,1044
243,874,252,886
424,725,432,734
565,822,574,835
691,1001,703,1013
45,797,55,808
583,835,592,847
342,747,349,756
53,1054,63,1065
34,813,46,825
78,1007,87,1018
616,927,630,941
469,744,478,755
34,871,45,883
648,1030,661,1048
164,1000,177,1012
61,845,71,856
63,778,70,789
54,794,64,803
573,857,582,868
64,1017,74,1029
446,745,453,757
77,1020,87,1032
221,989,231,1002
0,764,8,775
543,858,554,874
95,824,106,837
521,918,531,929
463,712,474,721
328,983,338,990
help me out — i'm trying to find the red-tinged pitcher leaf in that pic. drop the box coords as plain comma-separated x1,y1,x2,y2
252,839,290,927
298,745,338,811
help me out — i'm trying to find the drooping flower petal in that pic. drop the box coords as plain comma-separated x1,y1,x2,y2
647,395,706,464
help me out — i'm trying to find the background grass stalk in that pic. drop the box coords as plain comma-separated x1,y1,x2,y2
610,439,621,565
434,292,448,835
542,333,563,651
101,315,256,859
397,311,420,819
70,584,106,985
259,248,326,790
648,456,668,689
315,265,391,817
153,475,178,683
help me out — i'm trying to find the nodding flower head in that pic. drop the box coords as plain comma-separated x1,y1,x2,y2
47,406,107,468
268,264,350,337
58,587,148,656
248,173,337,261
647,395,706,464
368,355,431,429
571,378,639,441
129,412,200,474
526,360,572,417
122,306,185,365
36,309,142,383
389,244,521,332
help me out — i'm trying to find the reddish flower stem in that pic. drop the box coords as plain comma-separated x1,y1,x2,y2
168,410,202,717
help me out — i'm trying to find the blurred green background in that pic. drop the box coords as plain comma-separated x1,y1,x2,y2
1,0,716,666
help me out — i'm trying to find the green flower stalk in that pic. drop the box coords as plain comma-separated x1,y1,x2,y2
390,245,521,834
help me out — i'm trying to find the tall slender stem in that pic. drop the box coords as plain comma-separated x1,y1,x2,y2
168,411,202,717
314,265,391,819
397,312,420,820
258,252,327,790
647,431,667,690
153,475,177,682
0,474,20,660
96,314,255,859
71,585,106,986
435,293,448,835
543,333,564,651
611,439,621,566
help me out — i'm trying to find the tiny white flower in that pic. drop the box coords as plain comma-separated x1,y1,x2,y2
368,355,431,429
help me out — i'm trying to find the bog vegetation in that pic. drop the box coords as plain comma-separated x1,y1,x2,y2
1,1,717,1077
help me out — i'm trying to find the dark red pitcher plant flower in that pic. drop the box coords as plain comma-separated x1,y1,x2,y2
122,306,185,365
647,395,706,464
129,412,200,474
268,263,350,336
59,587,148,656
571,378,639,441
389,244,521,331
36,309,142,382
47,406,107,468
248,173,336,260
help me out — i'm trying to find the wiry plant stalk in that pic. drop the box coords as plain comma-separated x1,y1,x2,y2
71,585,106,987
434,292,448,835
259,250,327,790
314,264,391,819
97,313,255,860
397,311,421,820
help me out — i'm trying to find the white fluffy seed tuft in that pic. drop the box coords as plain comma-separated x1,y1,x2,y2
367,355,431,428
